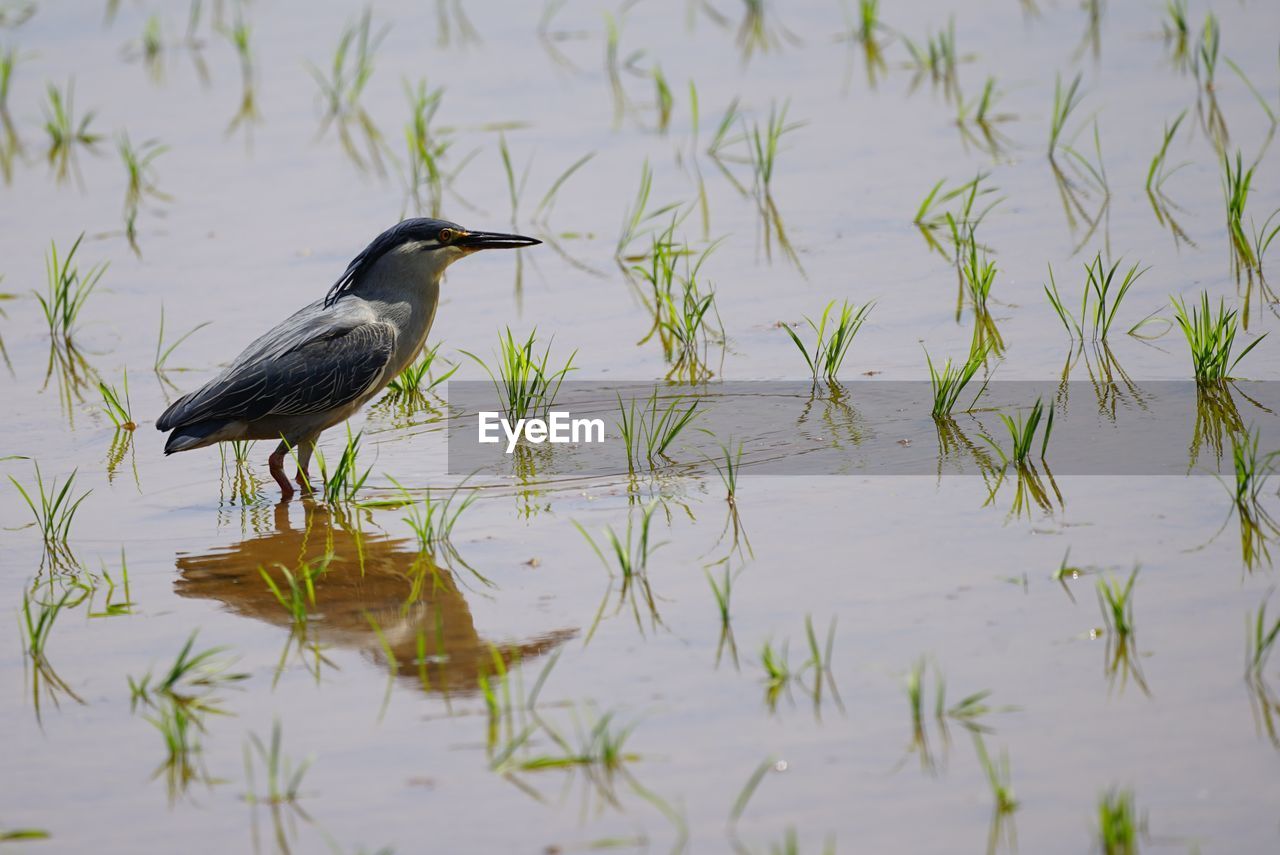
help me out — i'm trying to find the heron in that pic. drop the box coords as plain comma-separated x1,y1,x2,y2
156,218,539,498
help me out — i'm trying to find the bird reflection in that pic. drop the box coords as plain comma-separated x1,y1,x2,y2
173,501,574,695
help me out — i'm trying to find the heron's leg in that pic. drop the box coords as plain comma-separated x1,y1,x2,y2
294,437,317,491
268,441,295,499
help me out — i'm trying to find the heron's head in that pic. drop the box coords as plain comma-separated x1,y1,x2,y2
325,218,540,307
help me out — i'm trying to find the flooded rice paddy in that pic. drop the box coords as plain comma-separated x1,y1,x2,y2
3,0,1280,852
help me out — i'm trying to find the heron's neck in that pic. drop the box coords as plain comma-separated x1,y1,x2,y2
352,251,444,371
353,250,444,309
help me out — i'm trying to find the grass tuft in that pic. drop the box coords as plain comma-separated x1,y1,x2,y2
760,638,791,708
616,160,681,261
37,234,107,342
1097,788,1139,855
631,224,723,381
42,79,100,180
782,299,873,383
575,501,661,585
312,426,372,504
99,370,135,431
385,342,456,398
1044,253,1147,342
1170,292,1266,383
983,398,1054,467
118,133,169,254
1247,594,1280,678
393,479,476,561
903,18,959,99
128,630,248,712
926,340,992,418
1222,150,1280,274
575,501,664,641
244,720,313,805
463,328,576,423
9,464,90,554
617,389,700,471
1048,72,1083,157
1146,110,1187,195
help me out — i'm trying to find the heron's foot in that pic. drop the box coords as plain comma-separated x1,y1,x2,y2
269,448,295,499
295,469,313,493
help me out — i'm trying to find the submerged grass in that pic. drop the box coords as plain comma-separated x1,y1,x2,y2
706,565,739,666
1097,569,1137,641
1097,567,1148,694
244,720,313,805
128,631,248,712
903,17,959,99
1146,110,1187,194
493,708,640,779
21,588,85,719
42,79,100,180
1229,428,1278,513
118,133,169,254
312,8,384,121
1226,429,1280,568
311,8,390,173
800,615,841,713
402,79,467,218
1195,12,1219,89
128,627,247,803
973,732,1018,851
1162,0,1189,62
222,11,259,134
575,501,660,583
1247,594,1280,677
0,46,16,112
576,501,664,641
21,589,70,665
759,638,791,709
782,300,873,384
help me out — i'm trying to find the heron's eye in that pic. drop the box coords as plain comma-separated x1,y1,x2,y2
437,228,455,244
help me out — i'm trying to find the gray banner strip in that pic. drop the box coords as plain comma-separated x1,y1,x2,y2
443,381,1280,477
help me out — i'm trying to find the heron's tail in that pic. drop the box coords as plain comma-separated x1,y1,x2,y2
163,419,233,455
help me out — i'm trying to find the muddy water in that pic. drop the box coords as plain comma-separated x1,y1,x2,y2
3,0,1280,852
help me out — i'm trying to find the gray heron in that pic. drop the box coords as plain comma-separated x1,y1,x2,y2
156,218,539,498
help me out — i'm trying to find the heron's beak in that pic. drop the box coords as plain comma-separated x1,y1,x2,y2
456,230,541,250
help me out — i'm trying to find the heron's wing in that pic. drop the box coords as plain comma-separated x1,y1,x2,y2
157,318,397,430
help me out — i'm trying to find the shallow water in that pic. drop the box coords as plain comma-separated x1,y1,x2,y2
3,1,1280,852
